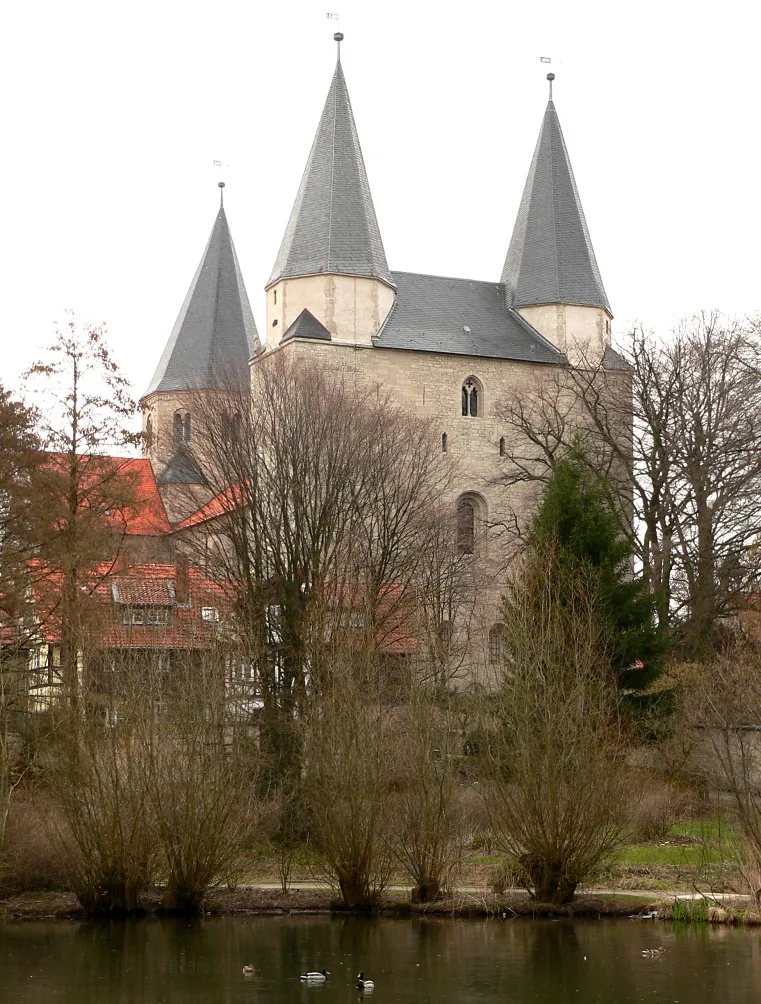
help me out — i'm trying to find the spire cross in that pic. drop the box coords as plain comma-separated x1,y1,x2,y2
218,181,225,208
334,31,344,62
547,72,555,101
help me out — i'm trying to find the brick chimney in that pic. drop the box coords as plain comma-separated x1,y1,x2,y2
175,555,190,605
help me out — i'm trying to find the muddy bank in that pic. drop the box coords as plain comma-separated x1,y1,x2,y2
0,886,661,922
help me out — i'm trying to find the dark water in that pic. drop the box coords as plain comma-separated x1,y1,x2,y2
1,914,760,1003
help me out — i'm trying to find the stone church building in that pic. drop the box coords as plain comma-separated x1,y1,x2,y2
139,39,625,677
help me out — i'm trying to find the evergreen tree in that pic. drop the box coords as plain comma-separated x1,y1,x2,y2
532,447,664,695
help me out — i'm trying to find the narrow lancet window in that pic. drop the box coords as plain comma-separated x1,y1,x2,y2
461,377,482,418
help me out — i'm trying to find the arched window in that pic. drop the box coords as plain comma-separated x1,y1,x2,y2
174,411,191,444
442,432,448,454
499,436,505,457
456,492,487,556
145,416,153,451
461,376,482,418
489,625,504,665
457,498,475,554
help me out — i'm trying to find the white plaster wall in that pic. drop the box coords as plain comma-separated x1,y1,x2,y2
265,274,396,348
518,304,611,365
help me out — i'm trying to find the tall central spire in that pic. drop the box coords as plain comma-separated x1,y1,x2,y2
501,82,610,314
267,39,393,288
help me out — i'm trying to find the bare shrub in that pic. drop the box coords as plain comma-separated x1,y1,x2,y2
47,710,157,915
389,691,464,902
301,650,395,907
483,542,635,905
630,778,693,843
692,645,761,903
0,792,68,893
142,652,264,913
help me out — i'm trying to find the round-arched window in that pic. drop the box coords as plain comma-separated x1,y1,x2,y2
456,491,487,555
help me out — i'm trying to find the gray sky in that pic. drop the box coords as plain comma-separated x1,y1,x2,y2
2,0,758,401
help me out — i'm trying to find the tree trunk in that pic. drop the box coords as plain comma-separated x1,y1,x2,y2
521,854,578,906
161,879,205,914
411,877,441,903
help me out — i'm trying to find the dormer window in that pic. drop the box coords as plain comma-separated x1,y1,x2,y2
461,376,481,418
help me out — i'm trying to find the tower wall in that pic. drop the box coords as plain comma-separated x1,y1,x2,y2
266,274,395,348
516,303,611,366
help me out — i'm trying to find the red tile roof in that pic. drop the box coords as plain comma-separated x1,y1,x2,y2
28,562,229,650
174,483,246,530
43,454,170,536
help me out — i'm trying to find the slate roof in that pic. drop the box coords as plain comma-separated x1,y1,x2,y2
501,100,610,314
156,447,207,486
282,308,332,343
602,345,630,371
144,205,259,397
374,271,564,363
267,58,393,288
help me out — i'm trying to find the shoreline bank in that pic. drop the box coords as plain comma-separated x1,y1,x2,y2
0,886,665,923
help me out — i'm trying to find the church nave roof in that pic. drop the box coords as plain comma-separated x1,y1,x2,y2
374,271,564,363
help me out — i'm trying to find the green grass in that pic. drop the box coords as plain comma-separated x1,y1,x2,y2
616,843,722,866
668,816,736,841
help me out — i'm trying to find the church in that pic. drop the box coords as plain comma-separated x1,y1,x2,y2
138,35,625,676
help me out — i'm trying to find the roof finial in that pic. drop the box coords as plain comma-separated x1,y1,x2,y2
218,181,225,208
334,31,344,62
547,72,555,101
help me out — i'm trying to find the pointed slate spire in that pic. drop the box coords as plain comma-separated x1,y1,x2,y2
267,43,393,288
145,189,259,396
501,86,610,314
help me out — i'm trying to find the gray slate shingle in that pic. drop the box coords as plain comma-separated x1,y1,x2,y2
374,271,564,363
156,447,206,485
282,308,332,343
267,60,393,288
144,207,259,397
501,100,610,314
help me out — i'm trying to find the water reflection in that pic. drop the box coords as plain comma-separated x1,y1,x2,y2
1,913,760,1003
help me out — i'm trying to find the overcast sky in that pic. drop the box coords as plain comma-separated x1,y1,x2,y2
1,0,758,401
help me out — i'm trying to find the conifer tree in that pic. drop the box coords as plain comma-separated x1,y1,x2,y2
532,447,664,695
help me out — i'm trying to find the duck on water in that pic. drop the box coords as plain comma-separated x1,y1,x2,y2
301,969,330,983
357,972,375,992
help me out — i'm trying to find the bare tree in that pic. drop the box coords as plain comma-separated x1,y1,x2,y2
177,355,453,798
47,688,157,916
0,384,42,877
24,316,140,707
142,647,265,913
497,313,761,655
388,688,464,902
300,643,396,907
483,540,633,905
688,643,761,903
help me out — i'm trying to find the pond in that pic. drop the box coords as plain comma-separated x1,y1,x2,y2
1,913,760,1003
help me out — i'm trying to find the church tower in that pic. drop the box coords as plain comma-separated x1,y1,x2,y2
141,184,258,521
501,74,612,365
265,34,396,348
